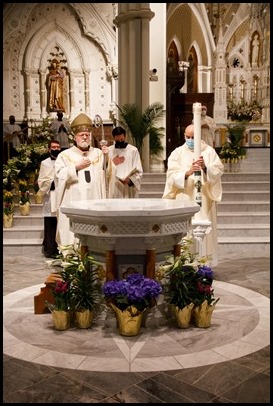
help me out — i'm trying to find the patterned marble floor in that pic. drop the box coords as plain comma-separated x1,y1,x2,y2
3,252,270,403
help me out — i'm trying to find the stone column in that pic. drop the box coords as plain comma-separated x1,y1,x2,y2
113,4,155,172
191,220,212,259
69,70,75,114
84,69,90,113
39,69,47,117
24,68,31,119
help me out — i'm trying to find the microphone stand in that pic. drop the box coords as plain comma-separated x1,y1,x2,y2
94,114,108,196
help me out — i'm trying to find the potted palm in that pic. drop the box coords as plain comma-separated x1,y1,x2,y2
115,102,165,158
218,124,247,164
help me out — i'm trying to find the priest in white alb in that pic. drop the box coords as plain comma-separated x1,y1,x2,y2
162,123,224,266
108,126,143,198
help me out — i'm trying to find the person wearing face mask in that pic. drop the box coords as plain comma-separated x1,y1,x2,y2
199,105,217,148
162,124,224,266
37,139,61,258
54,113,117,249
108,126,143,198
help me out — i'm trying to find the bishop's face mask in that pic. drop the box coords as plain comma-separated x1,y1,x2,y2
185,139,194,149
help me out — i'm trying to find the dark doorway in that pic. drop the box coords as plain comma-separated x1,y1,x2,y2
165,92,214,161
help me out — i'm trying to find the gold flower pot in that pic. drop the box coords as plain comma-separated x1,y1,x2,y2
34,191,43,204
173,303,194,329
74,309,94,329
28,172,35,184
3,214,14,228
19,202,30,216
193,300,216,328
110,303,143,336
52,310,71,331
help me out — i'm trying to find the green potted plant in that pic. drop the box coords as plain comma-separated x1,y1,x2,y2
3,164,20,192
3,190,15,228
227,100,262,122
52,244,104,329
16,143,48,181
163,261,197,328
18,179,31,215
30,116,54,143
47,279,72,330
32,170,43,204
3,143,48,187
115,102,165,158
158,235,219,329
218,124,247,163
191,265,220,328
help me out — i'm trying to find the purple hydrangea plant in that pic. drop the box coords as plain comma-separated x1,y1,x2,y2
103,273,162,312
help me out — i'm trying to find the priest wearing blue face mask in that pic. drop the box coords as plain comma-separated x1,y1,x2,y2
163,124,224,267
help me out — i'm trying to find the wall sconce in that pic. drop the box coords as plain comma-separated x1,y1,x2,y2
149,68,158,81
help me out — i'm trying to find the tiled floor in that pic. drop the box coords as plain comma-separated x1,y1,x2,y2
3,252,270,403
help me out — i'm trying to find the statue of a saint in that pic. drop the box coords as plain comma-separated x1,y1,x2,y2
251,35,260,67
48,59,65,112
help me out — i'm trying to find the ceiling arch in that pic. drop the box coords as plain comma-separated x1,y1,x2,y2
21,23,86,72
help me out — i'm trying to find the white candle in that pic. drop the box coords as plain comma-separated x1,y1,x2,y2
193,102,202,160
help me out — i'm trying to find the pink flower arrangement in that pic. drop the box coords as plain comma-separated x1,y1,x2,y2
52,280,71,311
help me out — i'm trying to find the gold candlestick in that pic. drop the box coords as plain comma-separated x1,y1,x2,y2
240,79,245,102
253,74,259,100
228,83,234,102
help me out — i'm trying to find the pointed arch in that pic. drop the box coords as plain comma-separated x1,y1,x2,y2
187,46,198,93
250,31,260,67
167,41,179,74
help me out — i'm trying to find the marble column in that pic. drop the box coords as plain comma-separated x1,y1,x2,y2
113,4,155,172
84,69,90,113
39,69,47,117
69,70,75,115
191,220,212,260
24,68,31,119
